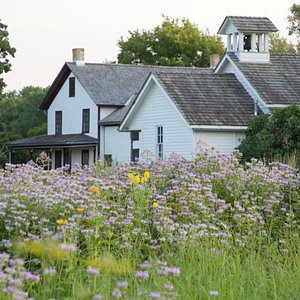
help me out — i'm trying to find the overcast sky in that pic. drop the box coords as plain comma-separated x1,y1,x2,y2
1,0,297,92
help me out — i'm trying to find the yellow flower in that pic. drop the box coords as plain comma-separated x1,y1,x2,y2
57,219,68,225
90,187,100,194
132,175,141,185
143,170,150,180
141,177,146,183
152,201,159,208
76,207,84,213
127,172,134,181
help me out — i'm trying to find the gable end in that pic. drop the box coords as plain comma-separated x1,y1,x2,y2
39,63,71,110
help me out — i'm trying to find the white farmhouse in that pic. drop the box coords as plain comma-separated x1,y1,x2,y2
7,16,300,167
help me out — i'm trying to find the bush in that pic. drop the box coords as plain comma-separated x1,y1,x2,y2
238,105,300,166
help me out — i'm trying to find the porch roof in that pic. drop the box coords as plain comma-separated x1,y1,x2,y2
6,134,99,150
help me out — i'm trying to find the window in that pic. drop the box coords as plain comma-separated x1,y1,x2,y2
132,149,139,161
55,111,62,134
156,126,163,158
131,131,139,141
82,109,90,133
81,150,89,166
69,77,75,97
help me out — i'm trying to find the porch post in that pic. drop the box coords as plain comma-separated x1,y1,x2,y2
8,149,12,164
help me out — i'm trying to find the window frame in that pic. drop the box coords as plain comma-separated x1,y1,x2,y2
82,108,90,133
156,125,163,158
55,111,62,134
69,77,75,97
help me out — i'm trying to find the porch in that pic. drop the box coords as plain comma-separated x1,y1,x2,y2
6,134,99,169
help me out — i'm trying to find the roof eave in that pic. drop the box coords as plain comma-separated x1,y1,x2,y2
217,16,230,35
39,63,71,110
190,125,248,131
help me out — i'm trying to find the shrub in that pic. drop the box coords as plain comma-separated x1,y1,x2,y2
238,105,300,166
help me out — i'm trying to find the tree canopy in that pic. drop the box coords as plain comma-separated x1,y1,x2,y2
117,16,224,68
0,20,16,94
288,3,300,38
0,86,48,166
269,32,297,53
238,105,300,166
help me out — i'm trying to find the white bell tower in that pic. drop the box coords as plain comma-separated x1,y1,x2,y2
218,16,278,63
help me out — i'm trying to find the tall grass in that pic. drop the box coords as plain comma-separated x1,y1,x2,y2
0,152,299,299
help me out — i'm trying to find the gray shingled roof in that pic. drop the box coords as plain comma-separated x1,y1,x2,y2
228,52,300,105
67,63,210,106
218,16,278,34
154,72,256,126
7,134,98,149
100,96,136,125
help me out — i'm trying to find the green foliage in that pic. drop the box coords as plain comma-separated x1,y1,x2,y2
118,15,225,67
0,86,48,166
0,19,16,94
269,32,297,53
238,105,300,165
288,3,300,38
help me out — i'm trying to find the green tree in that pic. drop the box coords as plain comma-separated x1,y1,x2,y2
118,16,224,67
269,32,297,53
238,105,300,166
0,86,48,167
0,20,16,94
288,3,300,38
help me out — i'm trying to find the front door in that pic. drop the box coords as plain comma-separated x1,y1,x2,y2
55,150,62,169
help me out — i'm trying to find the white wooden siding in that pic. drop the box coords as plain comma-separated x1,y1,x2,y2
48,73,98,138
104,126,131,163
128,82,194,160
193,131,245,155
99,107,118,161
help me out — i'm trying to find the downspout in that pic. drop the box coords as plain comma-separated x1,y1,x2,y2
97,106,100,159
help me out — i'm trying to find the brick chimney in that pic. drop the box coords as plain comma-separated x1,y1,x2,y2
210,54,220,69
72,48,85,66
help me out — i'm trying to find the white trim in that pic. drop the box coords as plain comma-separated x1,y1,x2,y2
267,104,289,108
190,125,247,131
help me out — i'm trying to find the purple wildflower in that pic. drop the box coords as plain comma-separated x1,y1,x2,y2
149,291,162,299
112,289,122,299
87,267,100,276
60,243,76,251
135,270,149,279
117,281,128,289
44,268,57,275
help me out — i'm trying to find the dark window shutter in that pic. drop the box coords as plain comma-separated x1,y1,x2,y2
69,77,75,97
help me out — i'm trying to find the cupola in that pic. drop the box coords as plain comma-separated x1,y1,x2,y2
218,16,278,63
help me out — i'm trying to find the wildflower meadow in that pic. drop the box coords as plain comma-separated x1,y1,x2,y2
0,150,300,299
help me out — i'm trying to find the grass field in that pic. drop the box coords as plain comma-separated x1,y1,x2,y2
0,151,299,299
